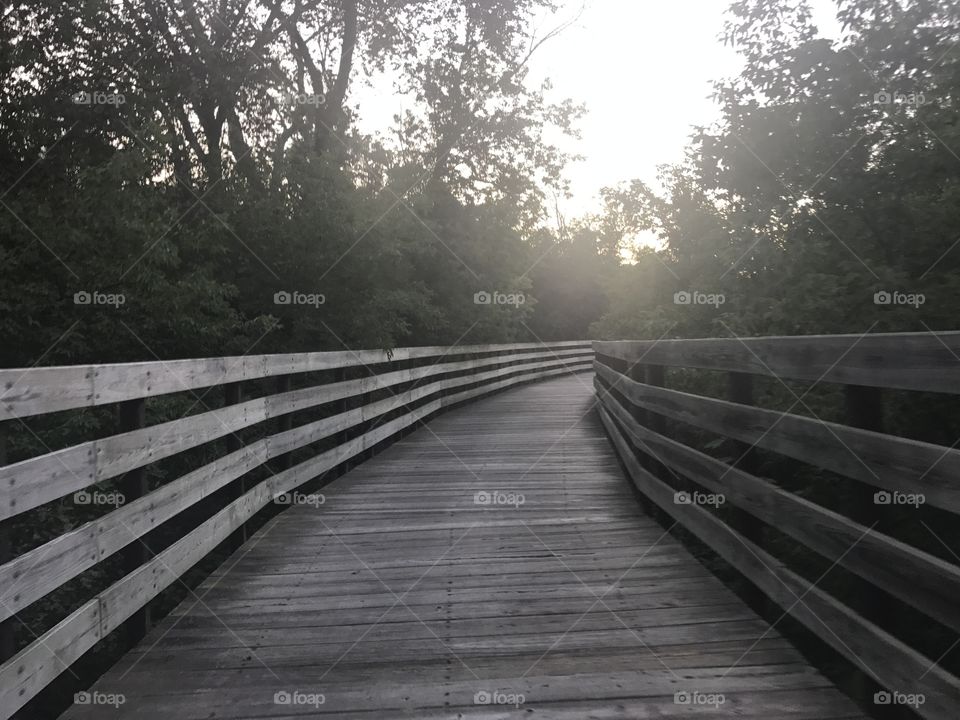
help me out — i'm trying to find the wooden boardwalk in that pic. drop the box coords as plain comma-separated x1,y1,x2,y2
62,373,864,719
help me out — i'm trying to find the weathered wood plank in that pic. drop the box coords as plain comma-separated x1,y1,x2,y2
594,361,960,513
0,353,589,520
0,342,591,420
599,404,960,720
0,362,592,715
595,332,960,392
52,375,859,720
595,378,960,633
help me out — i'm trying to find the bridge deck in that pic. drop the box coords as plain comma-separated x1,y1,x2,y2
62,373,864,719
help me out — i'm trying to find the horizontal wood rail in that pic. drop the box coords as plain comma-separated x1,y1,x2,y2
0,341,592,718
0,341,590,421
595,331,960,393
594,333,960,720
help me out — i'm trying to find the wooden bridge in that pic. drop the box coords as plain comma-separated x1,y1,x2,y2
1,335,958,718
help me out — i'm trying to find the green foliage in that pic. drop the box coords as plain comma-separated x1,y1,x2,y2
0,0,597,367
588,0,960,688
0,4,602,715
593,0,960,341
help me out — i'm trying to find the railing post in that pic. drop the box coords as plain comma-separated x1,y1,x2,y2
361,364,375,462
118,397,151,649
843,383,890,707
644,365,666,436
223,382,246,549
626,361,646,427
0,424,14,662
275,376,292,472
727,372,757,474
338,367,352,474
725,372,769,615
844,385,883,433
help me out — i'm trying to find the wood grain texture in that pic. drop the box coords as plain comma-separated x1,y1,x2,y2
0,357,590,626
0,348,591,520
595,332,960,392
0,342,592,420
54,374,862,720
598,403,959,720
0,359,588,717
594,361,960,514
595,378,960,633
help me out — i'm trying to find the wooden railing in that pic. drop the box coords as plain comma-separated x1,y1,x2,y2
0,341,593,718
593,333,960,720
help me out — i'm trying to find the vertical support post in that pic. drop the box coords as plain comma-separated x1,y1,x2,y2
616,359,654,487
360,363,374,462
338,367,352,474
726,372,768,615
844,388,892,589
727,372,757,474
626,362,650,470
843,383,888,705
0,425,14,662
626,361,646,424
844,385,884,433
118,397,150,649
275,376,292,472
223,382,246,549
644,365,666,436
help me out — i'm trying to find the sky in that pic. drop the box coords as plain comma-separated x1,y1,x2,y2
354,0,844,229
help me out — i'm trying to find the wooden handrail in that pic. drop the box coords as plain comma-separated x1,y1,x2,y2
593,333,960,720
595,331,960,393
0,341,591,420
0,346,591,521
0,342,592,718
